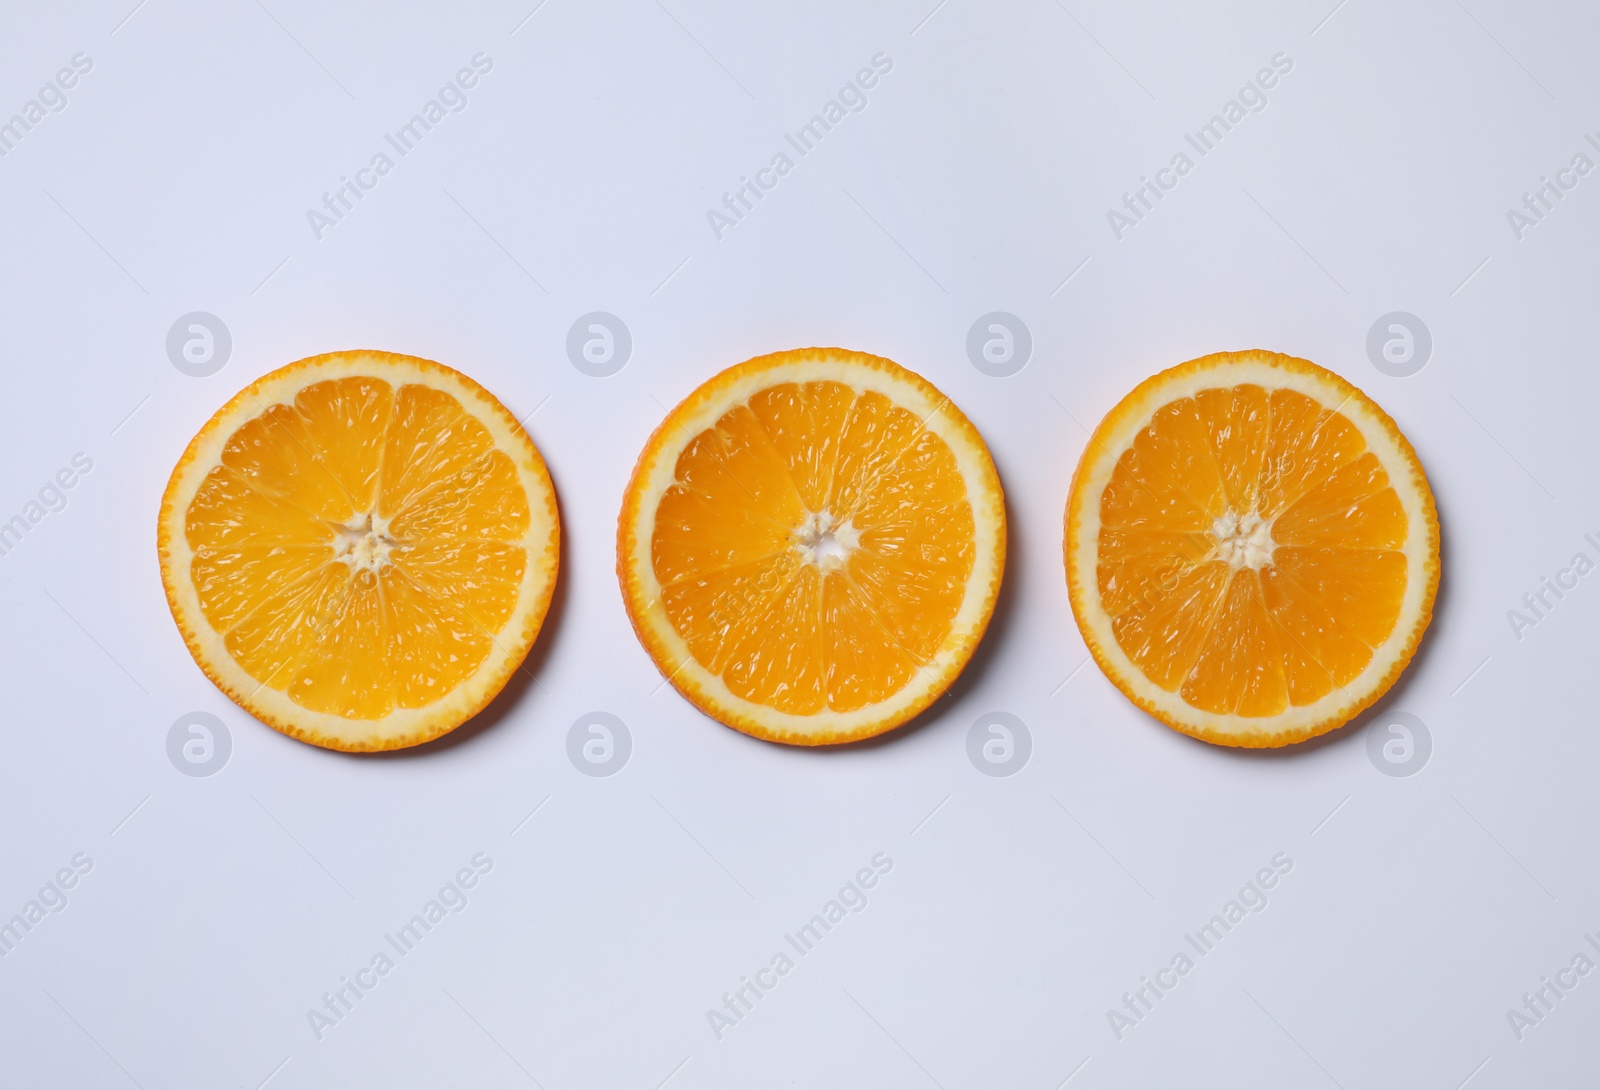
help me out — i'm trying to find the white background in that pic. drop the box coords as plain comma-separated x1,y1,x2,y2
1,0,1597,1086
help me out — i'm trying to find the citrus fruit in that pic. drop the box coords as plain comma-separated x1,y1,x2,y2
1065,349,1438,748
617,348,1005,745
158,351,559,752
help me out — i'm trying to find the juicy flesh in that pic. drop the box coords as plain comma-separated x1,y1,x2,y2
652,381,974,715
1098,384,1408,717
185,377,530,719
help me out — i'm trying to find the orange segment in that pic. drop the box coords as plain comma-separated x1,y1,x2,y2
721,562,827,714
827,390,931,517
1260,552,1378,702
1272,453,1405,548
1270,547,1409,653
1194,385,1269,513
223,562,353,692
1179,569,1288,717
661,552,804,675
823,570,922,711
378,385,492,512
186,464,329,552
1101,399,1225,533
289,376,393,511
745,381,856,510
618,348,1005,745
217,402,356,522
1106,559,1231,691
1066,350,1439,748
389,449,529,542
382,569,498,709
189,543,332,634
399,540,526,633
1257,389,1368,518
652,427,802,587
847,424,974,661
285,569,392,719
159,351,559,752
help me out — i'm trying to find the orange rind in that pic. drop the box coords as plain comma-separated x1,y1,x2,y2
1065,350,1438,747
618,348,1005,745
158,351,559,752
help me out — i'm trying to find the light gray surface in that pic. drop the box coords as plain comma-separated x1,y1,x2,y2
1,1,1595,1086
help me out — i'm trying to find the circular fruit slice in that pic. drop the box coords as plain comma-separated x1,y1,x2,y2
618,348,1005,745
1065,349,1439,748
158,351,559,752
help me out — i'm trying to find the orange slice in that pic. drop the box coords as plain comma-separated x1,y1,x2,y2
617,348,1005,745
1065,350,1438,747
158,351,559,752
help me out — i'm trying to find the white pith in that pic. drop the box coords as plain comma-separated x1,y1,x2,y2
331,510,401,574
793,509,858,569
1210,509,1275,571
